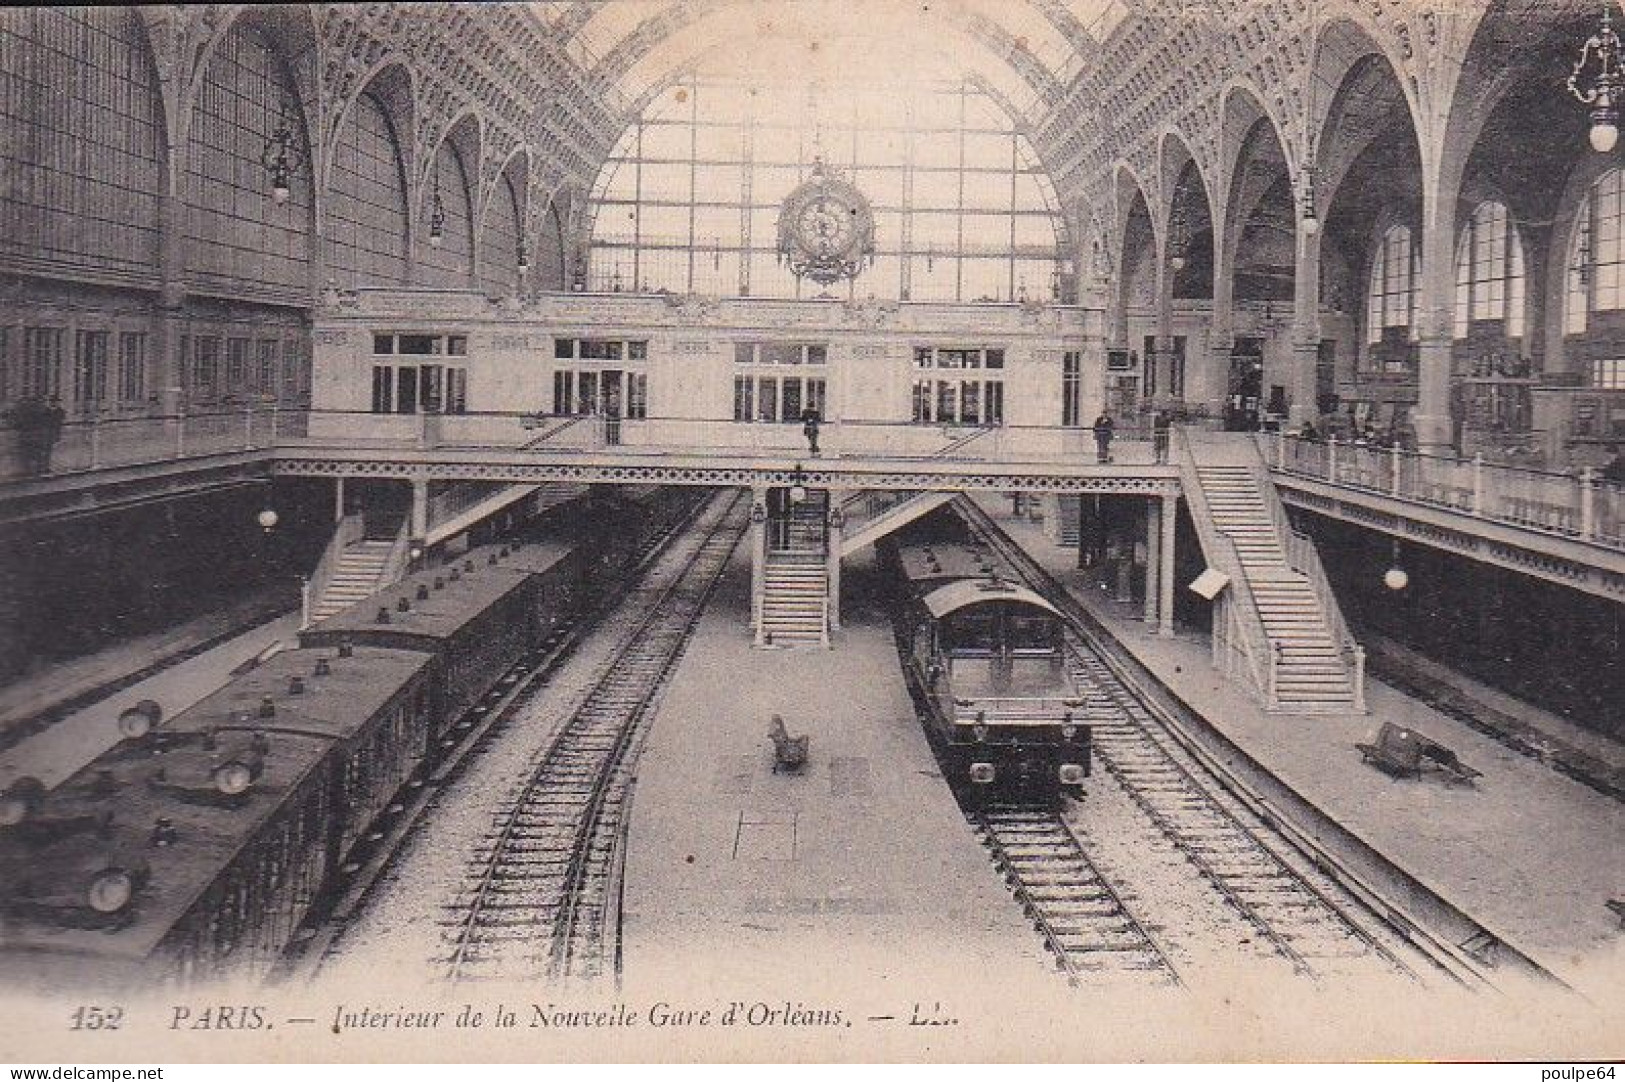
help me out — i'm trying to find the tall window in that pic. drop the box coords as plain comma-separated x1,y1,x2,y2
419,136,476,288
588,76,1064,302
118,332,146,403
1061,351,1082,427
0,9,163,278
1366,225,1418,345
186,21,311,297
1565,168,1625,338
325,90,409,289
1454,201,1525,339
552,337,649,419
72,330,108,407
912,346,1004,425
731,342,828,422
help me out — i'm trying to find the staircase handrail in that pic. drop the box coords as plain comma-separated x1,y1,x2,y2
933,424,996,458
839,488,918,529
302,513,364,628
1172,427,1273,702
376,513,414,590
1243,442,1367,711
425,481,504,533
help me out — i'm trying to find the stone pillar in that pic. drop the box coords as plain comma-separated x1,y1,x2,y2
1154,242,1175,407
1159,491,1178,637
153,173,186,415
825,489,843,633
750,485,767,641
1289,225,1322,427
1207,220,1234,418
410,476,428,540
334,476,346,522
1415,169,1463,454
1143,497,1160,626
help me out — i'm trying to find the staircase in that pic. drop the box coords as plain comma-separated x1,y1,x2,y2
759,497,830,647
838,489,957,555
1179,432,1365,713
310,540,395,621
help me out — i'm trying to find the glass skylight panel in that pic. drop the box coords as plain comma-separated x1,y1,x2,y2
1065,0,1130,40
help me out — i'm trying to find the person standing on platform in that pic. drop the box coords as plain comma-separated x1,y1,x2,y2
801,405,822,456
1092,412,1114,464
1152,409,1171,464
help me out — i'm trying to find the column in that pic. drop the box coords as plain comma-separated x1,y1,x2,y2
750,485,767,641
334,476,346,522
1159,491,1178,637
1289,225,1322,427
153,179,186,417
1414,175,1462,453
1154,245,1175,408
825,489,843,632
1206,220,1235,418
1143,497,1160,626
410,476,428,540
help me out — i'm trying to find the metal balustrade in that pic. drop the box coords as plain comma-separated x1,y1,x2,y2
1260,432,1624,552
0,404,296,483
277,409,1168,465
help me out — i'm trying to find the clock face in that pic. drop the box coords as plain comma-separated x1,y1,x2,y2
797,197,855,253
776,162,876,287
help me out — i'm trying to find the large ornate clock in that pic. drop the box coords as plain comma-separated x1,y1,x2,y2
776,158,876,287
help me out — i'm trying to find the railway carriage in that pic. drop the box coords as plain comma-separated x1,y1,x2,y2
0,484,705,987
0,645,432,986
300,541,572,737
885,515,1090,801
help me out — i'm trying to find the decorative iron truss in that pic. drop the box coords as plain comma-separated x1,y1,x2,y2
271,452,1183,497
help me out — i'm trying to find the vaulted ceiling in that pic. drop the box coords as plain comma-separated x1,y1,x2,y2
527,0,1130,118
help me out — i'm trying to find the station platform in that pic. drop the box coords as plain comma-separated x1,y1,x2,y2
971,494,1625,1000
0,608,297,789
620,542,1046,999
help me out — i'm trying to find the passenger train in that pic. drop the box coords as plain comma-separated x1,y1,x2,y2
0,486,701,987
882,503,1090,802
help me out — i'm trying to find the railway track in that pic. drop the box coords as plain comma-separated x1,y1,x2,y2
949,498,1466,990
971,804,1179,986
440,490,749,984
1067,646,1416,983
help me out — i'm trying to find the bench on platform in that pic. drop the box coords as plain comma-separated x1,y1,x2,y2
1357,722,1482,786
769,714,809,774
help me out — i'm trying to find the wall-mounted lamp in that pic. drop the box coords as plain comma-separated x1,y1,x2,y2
259,97,304,206
428,170,446,248
1570,3,1624,153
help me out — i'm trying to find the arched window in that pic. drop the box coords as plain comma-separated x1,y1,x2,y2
478,168,522,295
1453,201,1525,339
1366,224,1418,345
0,9,164,279
419,136,476,288
186,18,311,298
1565,168,1625,336
587,76,1063,301
324,90,409,289
1566,169,1625,386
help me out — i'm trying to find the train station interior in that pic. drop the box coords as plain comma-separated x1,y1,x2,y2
1,0,1623,1061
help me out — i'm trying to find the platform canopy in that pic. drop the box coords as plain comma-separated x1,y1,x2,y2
921,579,1062,621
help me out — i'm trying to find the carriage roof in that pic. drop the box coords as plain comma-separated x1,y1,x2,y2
921,579,1062,621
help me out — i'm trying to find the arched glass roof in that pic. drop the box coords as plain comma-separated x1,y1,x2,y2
529,0,1130,115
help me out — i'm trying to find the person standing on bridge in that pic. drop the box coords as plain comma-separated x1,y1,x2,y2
802,404,822,456
1092,411,1115,464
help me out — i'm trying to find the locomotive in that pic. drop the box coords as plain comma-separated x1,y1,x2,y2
0,486,703,988
883,502,1090,802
